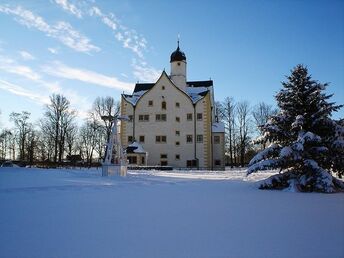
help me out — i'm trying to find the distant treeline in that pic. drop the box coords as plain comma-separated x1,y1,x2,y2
0,94,277,167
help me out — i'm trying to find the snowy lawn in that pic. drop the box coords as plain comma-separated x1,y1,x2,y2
0,167,343,258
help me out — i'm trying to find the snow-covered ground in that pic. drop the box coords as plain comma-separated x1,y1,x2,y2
0,167,343,258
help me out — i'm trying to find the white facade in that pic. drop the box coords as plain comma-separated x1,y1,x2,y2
121,45,225,169
170,59,187,90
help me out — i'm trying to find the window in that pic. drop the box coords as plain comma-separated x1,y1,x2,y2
160,154,167,159
162,136,166,143
175,154,180,160
175,141,180,146
187,113,193,121
156,135,167,143
128,156,137,164
214,135,220,144
128,136,133,143
139,114,149,122
139,135,145,143
162,85,165,90
176,130,180,136
128,115,133,122
187,160,197,167
162,101,166,110
148,100,153,106
197,113,203,121
141,157,145,164
161,161,168,166
196,134,203,143
177,62,181,66
156,114,167,121
186,135,193,143
215,160,221,166
176,102,180,108
176,116,180,122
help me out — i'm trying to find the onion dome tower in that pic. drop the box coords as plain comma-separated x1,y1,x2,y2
170,40,187,90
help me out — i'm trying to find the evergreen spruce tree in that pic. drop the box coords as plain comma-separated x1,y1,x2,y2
248,65,344,192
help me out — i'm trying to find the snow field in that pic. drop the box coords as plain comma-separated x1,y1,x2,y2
0,167,343,258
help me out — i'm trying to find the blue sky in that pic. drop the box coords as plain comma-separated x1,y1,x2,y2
0,0,343,127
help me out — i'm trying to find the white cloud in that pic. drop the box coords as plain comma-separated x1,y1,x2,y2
0,55,40,80
0,79,50,104
132,59,161,82
89,6,102,17
0,54,61,93
55,0,82,18
53,21,100,53
88,4,146,58
42,61,133,91
0,78,88,119
48,47,59,54
0,5,100,53
53,1,160,84
0,55,92,118
19,50,35,60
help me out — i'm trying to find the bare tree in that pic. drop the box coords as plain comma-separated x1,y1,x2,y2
65,123,78,158
94,125,107,162
236,101,252,166
219,97,236,167
90,96,120,142
38,119,55,161
43,94,76,163
10,111,32,161
252,102,278,149
0,130,13,160
89,96,120,162
79,120,101,166
26,129,38,165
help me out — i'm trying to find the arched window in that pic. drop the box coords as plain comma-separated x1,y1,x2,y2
162,101,166,110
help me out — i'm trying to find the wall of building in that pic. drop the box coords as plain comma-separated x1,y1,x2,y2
202,93,213,169
121,73,223,170
212,132,225,170
170,60,187,90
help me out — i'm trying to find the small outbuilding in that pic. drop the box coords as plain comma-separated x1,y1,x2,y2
126,141,148,166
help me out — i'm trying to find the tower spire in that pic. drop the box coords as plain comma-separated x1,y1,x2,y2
177,34,180,49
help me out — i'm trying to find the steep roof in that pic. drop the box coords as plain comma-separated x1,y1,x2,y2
170,46,186,62
187,80,213,87
126,141,146,154
124,72,212,106
133,80,213,93
133,83,155,93
212,122,225,133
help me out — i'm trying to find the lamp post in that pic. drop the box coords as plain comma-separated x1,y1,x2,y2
101,115,129,176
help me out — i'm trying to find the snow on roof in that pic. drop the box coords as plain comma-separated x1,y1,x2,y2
123,90,147,106
124,85,209,106
212,122,225,133
185,86,209,103
127,141,146,154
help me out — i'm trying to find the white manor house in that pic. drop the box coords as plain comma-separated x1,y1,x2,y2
120,43,225,170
